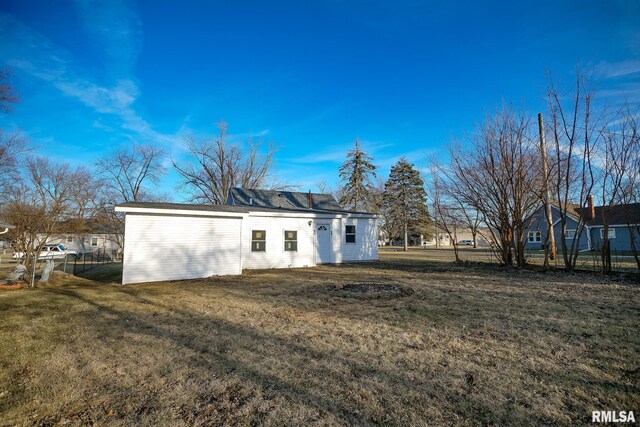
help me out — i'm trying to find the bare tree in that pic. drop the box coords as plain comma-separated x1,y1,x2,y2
0,130,27,202
4,157,85,286
96,143,167,203
603,104,640,271
446,106,542,267
430,165,463,262
173,122,277,204
546,72,602,272
94,143,166,254
0,69,26,202
0,68,19,113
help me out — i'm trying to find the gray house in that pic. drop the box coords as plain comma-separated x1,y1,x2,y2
524,196,640,252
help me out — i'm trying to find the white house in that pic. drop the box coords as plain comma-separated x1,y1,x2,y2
115,190,378,284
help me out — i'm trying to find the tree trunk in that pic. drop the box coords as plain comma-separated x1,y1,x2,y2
403,222,408,251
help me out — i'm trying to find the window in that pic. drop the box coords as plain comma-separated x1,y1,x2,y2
565,230,576,239
91,237,98,247
284,230,297,251
345,225,356,243
528,231,541,243
252,230,266,251
67,236,73,243
600,228,616,239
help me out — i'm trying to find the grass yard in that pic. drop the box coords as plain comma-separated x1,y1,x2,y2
0,252,639,426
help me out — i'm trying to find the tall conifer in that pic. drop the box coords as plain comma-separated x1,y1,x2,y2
383,158,430,250
338,139,377,211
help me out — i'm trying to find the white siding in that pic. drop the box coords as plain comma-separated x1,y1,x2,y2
242,215,316,269
341,217,379,262
122,214,242,284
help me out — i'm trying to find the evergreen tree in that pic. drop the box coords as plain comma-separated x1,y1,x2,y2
338,139,377,212
383,158,430,251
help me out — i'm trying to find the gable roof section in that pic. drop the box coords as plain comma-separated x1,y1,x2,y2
228,188,343,211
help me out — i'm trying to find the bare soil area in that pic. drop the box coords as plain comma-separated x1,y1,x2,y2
0,252,638,426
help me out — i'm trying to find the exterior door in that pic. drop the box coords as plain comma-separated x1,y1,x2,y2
316,223,332,264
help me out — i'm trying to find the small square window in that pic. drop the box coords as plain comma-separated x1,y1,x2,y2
67,236,73,243
284,230,297,251
565,230,576,239
252,230,266,252
345,225,356,244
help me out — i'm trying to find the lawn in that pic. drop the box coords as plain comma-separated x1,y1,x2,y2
0,251,638,426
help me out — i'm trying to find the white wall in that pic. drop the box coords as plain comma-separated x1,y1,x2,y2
340,217,378,262
122,213,242,284
242,214,316,269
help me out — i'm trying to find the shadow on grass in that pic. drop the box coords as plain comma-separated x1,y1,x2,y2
40,284,548,425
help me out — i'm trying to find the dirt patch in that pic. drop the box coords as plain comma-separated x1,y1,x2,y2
333,283,415,297
0,281,25,291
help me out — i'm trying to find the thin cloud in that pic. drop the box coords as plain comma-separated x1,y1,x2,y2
0,12,181,148
291,139,393,164
73,0,142,76
595,60,640,79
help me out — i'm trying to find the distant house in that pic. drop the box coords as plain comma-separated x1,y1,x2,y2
524,196,640,252
38,219,122,255
116,189,378,284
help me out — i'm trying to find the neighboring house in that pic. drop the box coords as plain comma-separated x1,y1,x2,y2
38,220,122,255
524,196,640,252
115,190,378,284
425,226,492,247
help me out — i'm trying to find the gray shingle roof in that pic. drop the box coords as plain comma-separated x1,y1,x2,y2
227,188,343,211
576,203,640,226
117,202,251,213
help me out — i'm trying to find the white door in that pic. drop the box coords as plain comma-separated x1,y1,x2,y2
316,223,332,264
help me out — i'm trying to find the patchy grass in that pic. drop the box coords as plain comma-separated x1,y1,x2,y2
0,253,638,426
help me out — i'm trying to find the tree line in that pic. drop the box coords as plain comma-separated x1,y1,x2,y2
1,68,639,282
336,72,640,273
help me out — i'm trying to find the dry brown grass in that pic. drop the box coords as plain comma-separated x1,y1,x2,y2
0,251,638,426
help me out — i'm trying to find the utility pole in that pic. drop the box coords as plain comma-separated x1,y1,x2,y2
538,113,556,267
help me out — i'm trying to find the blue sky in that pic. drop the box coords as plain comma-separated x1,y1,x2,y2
1,0,639,201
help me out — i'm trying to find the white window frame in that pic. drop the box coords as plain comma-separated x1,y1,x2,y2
91,236,98,247
251,230,266,252
345,225,356,244
527,231,541,243
600,228,616,239
565,229,576,239
284,230,297,252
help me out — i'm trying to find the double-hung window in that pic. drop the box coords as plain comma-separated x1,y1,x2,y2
252,230,266,251
345,225,356,243
528,231,541,243
284,231,297,251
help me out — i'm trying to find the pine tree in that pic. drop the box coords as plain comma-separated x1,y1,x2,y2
338,139,377,211
383,158,430,251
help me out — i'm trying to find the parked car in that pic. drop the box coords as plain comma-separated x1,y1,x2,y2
12,244,80,260
458,240,475,246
